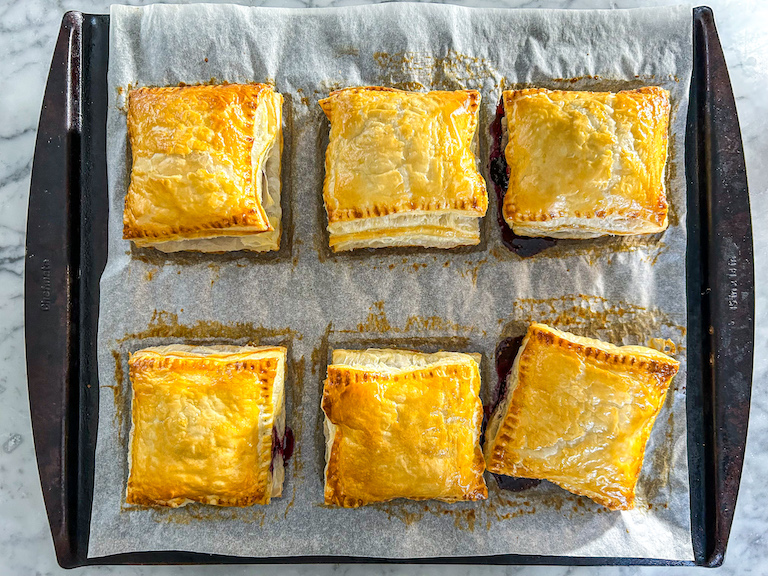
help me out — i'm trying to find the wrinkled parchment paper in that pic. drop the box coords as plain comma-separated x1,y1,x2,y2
90,3,693,560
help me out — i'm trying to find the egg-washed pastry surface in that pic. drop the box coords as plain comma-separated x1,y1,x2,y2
502,87,671,239
123,83,283,252
484,323,679,510
322,348,488,507
319,87,488,251
126,345,287,507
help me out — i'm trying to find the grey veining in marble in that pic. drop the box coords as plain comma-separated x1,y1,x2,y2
1,0,766,574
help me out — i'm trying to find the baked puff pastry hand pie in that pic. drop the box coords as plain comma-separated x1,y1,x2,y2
322,349,488,507
123,83,283,252
502,87,671,238
319,87,488,251
483,323,679,510
126,345,287,507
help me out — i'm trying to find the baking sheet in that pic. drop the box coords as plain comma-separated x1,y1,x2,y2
90,2,694,561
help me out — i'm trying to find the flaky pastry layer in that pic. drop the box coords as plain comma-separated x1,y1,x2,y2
322,348,487,508
501,87,671,238
319,87,487,250
483,323,679,510
327,212,480,251
126,344,286,507
123,84,283,251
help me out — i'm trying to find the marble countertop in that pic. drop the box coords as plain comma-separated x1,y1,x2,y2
1,0,765,574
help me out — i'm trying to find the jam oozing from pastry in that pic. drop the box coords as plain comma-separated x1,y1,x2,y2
480,336,524,443
282,427,295,461
488,335,542,492
270,426,295,471
492,335,524,412
489,100,557,258
494,475,542,492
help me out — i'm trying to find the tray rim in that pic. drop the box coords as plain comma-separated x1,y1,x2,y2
23,5,754,568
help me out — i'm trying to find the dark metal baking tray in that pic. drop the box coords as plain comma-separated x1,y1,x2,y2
24,6,753,568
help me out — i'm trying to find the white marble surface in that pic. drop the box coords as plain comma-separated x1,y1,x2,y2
1,0,765,574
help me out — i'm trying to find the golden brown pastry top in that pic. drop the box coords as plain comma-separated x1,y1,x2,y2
502,87,670,235
484,323,679,510
319,87,488,224
322,349,487,507
123,84,282,241
126,345,286,507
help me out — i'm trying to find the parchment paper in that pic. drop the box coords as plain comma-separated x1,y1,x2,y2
90,3,694,560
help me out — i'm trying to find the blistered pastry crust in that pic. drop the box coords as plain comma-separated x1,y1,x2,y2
321,348,487,508
126,345,286,507
501,87,671,238
483,323,679,510
123,84,283,248
319,87,488,250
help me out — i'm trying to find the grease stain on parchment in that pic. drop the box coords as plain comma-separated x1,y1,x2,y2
102,350,129,447
285,356,307,498
118,309,299,343
500,293,686,351
373,49,502,90
126,504,271,526
343,300,483,337
371,500,479,530
366,479,613,531
281,361,306,520
458,257,488,287
208,262,220,286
